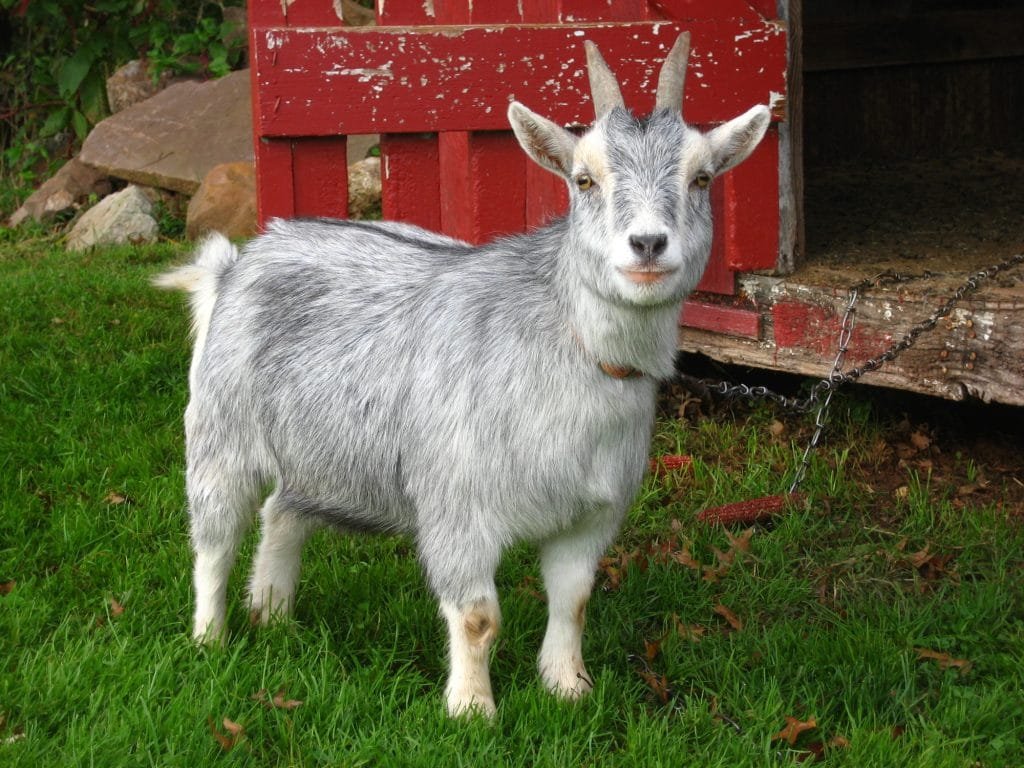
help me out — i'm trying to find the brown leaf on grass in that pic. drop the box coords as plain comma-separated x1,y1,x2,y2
637,669,670,704
713,603,743,631
909,430,931,451
516,575,546,602
103,491,133,505
271,687,303,710
772,715,818,745
673,614,706,642
671,543,702,571
725,527,755,554
644,638,662,662
599,547,643,591
0,581,14,596
109,598,125,617
208,716,244,751
252,687,303,710
915,647,973,674
769,419,786,437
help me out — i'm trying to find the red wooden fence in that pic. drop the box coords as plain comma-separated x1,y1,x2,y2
248,0,788,336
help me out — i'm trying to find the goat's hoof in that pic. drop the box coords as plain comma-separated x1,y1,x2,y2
541,662,594,700
446,692,497,719
192,620,227,647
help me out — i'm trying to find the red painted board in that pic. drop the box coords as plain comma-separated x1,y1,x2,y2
525,162,568,228
380,134,442,232
291,137,349,219
723,126,779,272
254,138,295,226
439,131,527,244
772,300,893,363
653,0,772,21
680,299,760,338
694,179,734,295
251,21,787,136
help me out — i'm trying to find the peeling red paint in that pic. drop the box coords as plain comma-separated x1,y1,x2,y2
772,300,893,363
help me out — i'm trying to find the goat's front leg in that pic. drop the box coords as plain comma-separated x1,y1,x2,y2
538,518,618,699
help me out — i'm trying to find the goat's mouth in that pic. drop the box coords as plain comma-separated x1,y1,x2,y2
619,267,677,285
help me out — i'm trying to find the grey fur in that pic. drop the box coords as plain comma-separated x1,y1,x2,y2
158,34,771,716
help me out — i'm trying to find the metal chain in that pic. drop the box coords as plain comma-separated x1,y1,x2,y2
679,252,1024,492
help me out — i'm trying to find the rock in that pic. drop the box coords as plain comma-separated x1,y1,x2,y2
106,59,174,114
186,161,257,240
7,157,111,226
337,0,376,26
347,157,381,219
66,185,159,251
79,70,253,195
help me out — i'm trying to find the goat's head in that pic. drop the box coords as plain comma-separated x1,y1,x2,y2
508,33,770,307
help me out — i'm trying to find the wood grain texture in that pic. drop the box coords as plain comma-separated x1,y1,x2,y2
251,22,787,136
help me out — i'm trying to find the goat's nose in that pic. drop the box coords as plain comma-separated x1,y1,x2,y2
628,233,668,261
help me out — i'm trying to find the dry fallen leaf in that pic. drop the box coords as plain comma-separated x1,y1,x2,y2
915,647,972,675
644,638,662,662
673,615,706,642
0,581,14,596
109,598,125,618
713,603,743,631
772,715,818,745
103,491,132,505
909,430,931,451
208,716,245,751
769,419,786,437
637,669,670,705
271,687,303,710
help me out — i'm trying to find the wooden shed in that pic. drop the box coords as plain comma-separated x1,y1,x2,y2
248,0,1024,405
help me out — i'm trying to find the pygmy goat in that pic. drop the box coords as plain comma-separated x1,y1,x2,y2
156,33,770,717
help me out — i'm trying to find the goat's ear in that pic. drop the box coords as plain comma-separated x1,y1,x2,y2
508,101,577,178
706,104,771,176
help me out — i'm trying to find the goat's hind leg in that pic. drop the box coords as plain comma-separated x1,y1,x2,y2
248,491,318,625
189,473,260,644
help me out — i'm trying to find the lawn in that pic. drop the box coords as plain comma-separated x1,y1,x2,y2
1,231,1023,766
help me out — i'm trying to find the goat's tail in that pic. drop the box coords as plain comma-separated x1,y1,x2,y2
153,232,240,373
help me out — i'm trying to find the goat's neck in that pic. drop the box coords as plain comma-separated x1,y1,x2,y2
556,250,681,381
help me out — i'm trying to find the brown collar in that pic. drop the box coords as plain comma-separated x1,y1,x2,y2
599,362,645,379
570,327,646,380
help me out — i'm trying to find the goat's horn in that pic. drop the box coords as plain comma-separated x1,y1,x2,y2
654,32,691,114
584,40,625,118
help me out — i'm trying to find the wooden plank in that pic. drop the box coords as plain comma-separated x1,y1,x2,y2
652,0,764,22
677,270,1024,406
251,21,787,136
379,134,442,232
680,299,760,338
723,126,779,272
254,138,295,225
776,0,803,274
439,131,527,244
525,162,568,229
693,180,733,295
291,137,349,219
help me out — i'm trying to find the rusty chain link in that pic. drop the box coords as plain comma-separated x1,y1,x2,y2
677,252,1024,493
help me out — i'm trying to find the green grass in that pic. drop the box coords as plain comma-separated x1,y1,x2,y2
2,232,1023,766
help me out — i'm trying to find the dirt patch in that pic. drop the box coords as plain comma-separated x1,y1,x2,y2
806,151,1024,272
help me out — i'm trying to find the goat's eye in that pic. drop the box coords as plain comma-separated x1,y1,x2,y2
693,172,712,189
575,174,594,191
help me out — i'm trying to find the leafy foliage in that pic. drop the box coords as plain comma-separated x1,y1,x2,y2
0,0,245,192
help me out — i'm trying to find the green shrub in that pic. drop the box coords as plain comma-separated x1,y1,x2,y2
0,0,245,193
